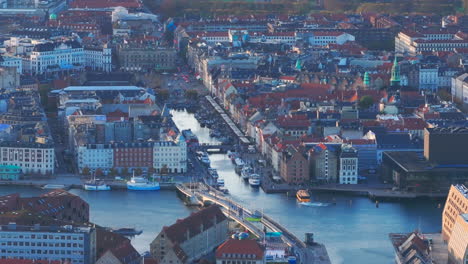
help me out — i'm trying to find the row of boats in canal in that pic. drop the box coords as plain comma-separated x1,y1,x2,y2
228,151,261,187
196,151,227,192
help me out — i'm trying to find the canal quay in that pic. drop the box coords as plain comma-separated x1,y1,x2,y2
0,109,444,264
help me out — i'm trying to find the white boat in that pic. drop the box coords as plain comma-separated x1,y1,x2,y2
241,166,252,181
234,158,244,174
200,152,210,166
248,174,261,187
208,168,218,179
227,151,237,159
217,178,225,186
84,173,111,191
234,158,244,167
84,181,111,191
127,175,160,191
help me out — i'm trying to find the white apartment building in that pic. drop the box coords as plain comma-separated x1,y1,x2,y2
309,31,355,46
28,40,84,74
0,223,96,264
248,32,297,45
395,31,468,55
84,47,112,72
339,145,358,184
153,135,187,174
419,66,439,91
0,55,23,73
77,144,114,173
0,143,55,175
452,73,468,105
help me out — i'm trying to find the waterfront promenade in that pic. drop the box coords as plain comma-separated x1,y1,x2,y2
205,95,250,144
177,183,331,264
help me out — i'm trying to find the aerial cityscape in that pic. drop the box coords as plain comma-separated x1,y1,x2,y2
0,0,467,263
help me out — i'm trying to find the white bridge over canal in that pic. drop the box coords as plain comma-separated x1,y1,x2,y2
176,183,331,264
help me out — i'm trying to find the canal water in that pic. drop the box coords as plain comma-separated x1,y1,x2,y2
171,109,443,264
0,109,443,264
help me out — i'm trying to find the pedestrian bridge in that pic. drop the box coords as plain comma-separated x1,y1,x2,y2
176,182,331,263
178,183,303,247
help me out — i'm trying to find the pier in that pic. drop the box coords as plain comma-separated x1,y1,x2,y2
177,183,331,264
205,96,250,145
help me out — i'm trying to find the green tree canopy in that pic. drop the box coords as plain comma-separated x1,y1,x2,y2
358,95,374,110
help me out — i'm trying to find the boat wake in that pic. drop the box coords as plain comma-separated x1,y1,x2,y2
299,202,332,207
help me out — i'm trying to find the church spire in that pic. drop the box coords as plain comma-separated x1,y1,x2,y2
363,71,370,88
390,56,400,87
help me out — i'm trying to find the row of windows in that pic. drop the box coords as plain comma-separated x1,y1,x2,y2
0,234,83,240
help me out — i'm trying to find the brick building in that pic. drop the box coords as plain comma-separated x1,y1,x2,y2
280,145,309,184
112,142,154,173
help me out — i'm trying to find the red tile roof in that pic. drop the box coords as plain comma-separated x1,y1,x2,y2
163,205,226,245
277,114,311,128
216,239,264,260
105,241,140,263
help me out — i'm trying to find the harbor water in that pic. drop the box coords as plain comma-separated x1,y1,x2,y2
0,109,443,264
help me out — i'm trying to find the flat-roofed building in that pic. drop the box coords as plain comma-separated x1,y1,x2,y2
0,223,96,264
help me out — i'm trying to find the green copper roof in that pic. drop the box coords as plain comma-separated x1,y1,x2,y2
390,56,400,86
363,71,370,86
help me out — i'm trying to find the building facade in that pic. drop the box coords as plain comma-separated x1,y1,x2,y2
153,135,187,174
0,55,23,73
0,223,96,264
0,142,55,175
448,213,468,264
308,143,339,183
339,145,358,184
77,144,114,174
452,73,468,105
112,142,154,173
28,40,84,75
280,146,309,184
84,47,112,72
443,185,468,242
309,31,355,46
395,31,468,55
117,45,176,71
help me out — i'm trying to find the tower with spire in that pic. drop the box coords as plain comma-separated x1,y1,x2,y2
390,56,400,88
363,71,370,88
